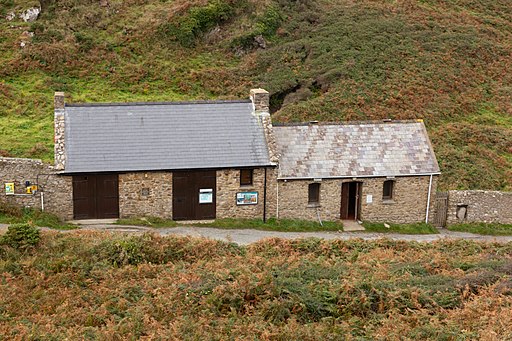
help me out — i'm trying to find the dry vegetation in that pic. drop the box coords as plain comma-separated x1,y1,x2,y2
1,231,512,339
0,0,511,189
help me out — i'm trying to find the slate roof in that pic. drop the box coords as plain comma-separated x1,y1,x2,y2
274,121,440,179
63,100,272,173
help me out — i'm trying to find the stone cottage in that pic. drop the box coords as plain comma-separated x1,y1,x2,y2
1,89,440,224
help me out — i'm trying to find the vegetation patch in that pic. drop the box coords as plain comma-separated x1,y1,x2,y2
0,204,77,230
448,223,512,236
362,222,439,234
0,234,511,338
194,217,343,231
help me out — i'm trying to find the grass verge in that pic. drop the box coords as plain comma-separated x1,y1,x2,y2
196,218,343,232
447,223,512,236
116,217,343,232
362,222,439,234
0,208,77,230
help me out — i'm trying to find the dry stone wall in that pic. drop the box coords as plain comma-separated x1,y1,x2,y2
0,157,73,220
446,190,512,225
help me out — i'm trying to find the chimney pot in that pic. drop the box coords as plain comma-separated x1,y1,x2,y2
54,91,65,110
250,88,269,113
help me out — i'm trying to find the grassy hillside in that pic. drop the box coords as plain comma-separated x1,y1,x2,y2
1,231,512,338
0,0,511,190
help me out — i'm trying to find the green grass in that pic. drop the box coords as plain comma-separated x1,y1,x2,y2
196,218,343,231
116,217,343,232
0,0,510,189
362,222,439,234
447,223,512,236
0,207,77,230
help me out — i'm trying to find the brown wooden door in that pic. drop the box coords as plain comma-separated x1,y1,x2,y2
340,182,361,220
173,170,216,220
72,174,119,219
72,175,96,220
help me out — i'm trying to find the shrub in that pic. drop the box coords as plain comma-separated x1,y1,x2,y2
161,0,239,47
1,223,40,249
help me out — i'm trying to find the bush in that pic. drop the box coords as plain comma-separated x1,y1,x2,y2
161,0,239,47
1,223,40,249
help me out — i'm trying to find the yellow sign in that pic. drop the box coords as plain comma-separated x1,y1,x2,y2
5,183,14,195
26,185,38,194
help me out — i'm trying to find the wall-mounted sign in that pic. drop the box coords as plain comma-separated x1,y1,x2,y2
237,191,258,205
366,195,373,204
5,183,14,195
199,188,213,204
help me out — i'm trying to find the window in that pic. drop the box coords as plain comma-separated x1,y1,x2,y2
308,183,320,205
240,169,254,186
383,180,394,200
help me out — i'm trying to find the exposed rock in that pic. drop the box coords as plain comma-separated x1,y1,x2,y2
19,7,40,22
282,87,313,107
6,12,16,21
254,35,266,49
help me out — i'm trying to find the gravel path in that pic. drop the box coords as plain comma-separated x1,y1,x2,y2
2,223,511,245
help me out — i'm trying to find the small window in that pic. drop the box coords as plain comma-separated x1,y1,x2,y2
240,169,254,186
383,180,394,200
308,183,320,205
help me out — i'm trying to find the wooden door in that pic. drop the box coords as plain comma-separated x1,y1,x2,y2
73,175,96,220
72,174,119,219
433,192,448,227
173,170,216,220
340,182,361,220
96,175,120,218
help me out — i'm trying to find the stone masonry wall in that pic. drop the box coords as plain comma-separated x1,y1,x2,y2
277,175,438,223
361,176,438,224
446,190,512,225
277,179,342,221
217,168,277,220
0,157,73,220
119,172,173,219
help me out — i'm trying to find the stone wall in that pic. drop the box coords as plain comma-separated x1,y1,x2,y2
118,168,279,220
0,157,73,220
361,176,438,224
119,172,173,219
217,167,277,220
277,179,341,221
446,190,512,225
277,175,438,223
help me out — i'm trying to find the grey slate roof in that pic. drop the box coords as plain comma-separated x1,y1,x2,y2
64,100,272,173
274,121,440,179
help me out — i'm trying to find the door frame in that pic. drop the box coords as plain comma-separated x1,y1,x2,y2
340,181,362,220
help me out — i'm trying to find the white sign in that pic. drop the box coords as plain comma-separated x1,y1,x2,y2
199,188,213,204
366,195,373,204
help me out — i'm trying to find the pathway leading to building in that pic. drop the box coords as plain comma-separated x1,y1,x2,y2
2,223,511,245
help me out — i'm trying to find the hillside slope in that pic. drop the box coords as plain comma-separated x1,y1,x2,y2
0,0,511,190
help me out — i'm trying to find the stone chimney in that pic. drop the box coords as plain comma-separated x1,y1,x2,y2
250,88,270,113
54,92,66,170
250,88,278,164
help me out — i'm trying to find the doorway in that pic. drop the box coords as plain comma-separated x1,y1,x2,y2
173,170,216,220
341,182,361,220
72,174,119,219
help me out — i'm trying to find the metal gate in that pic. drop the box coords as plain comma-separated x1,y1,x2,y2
433,192,448,227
